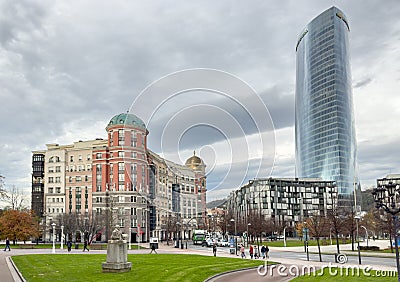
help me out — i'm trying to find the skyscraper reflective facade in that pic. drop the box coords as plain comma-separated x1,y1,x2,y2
295,7,357,202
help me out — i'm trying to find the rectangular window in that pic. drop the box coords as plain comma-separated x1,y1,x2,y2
55,176,60,183
85,175,89,182
132,133,137,147
119,184,124,191
87,154,91,160
118,151,124,157
96,153,102,159
118,162,124,172
49,187,53,193
70,156,74,162
56,187,61,193
48,167,54,173
76,176,82,182
48,177,54,183
118,173,124,182
118,129,125,146
55,166,61,172
78,155,82,161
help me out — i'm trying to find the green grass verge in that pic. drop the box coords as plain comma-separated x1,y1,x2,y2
0,243,141,250
12,254,271,282
291,267,397,281
260,240,350,248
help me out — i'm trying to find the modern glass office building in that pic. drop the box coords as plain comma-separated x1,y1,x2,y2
295,7,357,203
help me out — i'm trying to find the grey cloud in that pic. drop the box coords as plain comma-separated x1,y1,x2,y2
353,78,372,88
0,1,399,201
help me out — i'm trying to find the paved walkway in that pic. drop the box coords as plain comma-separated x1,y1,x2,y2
0,240,397,282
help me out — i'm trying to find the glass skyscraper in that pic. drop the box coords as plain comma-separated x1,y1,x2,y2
295,7,357,202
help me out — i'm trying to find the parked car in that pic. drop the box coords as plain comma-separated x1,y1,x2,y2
267,235,278,241
201,238,215,247
217,239,229,247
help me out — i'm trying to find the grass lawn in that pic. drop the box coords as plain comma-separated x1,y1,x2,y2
291,267,397,281
263,239,350,248
0,243,141,250
12,254,271,282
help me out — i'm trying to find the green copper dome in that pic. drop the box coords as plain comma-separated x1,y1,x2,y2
107,113,146,130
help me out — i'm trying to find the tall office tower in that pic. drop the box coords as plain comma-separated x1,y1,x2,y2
295,7,357,205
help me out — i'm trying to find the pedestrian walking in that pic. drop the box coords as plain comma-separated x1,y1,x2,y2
83,240,89,252
261,245,266,259
249,245,254,259
67,240,72,252
265,244,270,259
149,243,158,254
3,238,10,251
212,243,217,257
254,245,259,259
240,245,246,258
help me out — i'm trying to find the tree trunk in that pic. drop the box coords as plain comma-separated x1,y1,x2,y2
390,233,393,253
317,237,322,262
351,232,354,251
335,232,340,254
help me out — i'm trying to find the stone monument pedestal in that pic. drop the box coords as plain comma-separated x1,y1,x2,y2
102,239,132,273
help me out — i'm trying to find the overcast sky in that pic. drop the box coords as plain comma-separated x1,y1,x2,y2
1,0,399,202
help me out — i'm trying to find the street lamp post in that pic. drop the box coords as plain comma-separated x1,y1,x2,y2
372,181,400,282
51,223,56,254
283,226,287,247
60,225,64,250
303,222,309,261
230,218,237,255
361,225,368,247
129,227,132,250
176,222,181,249
355,215,362,264
247,223,251,246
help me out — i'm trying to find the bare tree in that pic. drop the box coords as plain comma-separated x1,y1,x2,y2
0,185,26,210
342,207,357,251
327,201,346,255
361,208,385,240
306,215,330,262
56,213,78,241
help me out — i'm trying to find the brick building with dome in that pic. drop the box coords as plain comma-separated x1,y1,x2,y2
32,113,207,243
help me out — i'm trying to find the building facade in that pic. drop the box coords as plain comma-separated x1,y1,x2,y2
226,178,337,233
295,6,357,204
31,113,207,242
31,151,45,217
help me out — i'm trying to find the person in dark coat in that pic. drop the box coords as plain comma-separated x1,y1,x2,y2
67,240,72,252
83,240,89,251
212,243,217,257
3,238,10,251
150,243,158,254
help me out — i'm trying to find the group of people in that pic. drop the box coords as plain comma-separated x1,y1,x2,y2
65,240,89,252
240,244,269,259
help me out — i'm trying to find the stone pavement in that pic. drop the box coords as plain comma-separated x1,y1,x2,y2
0,240,397,282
